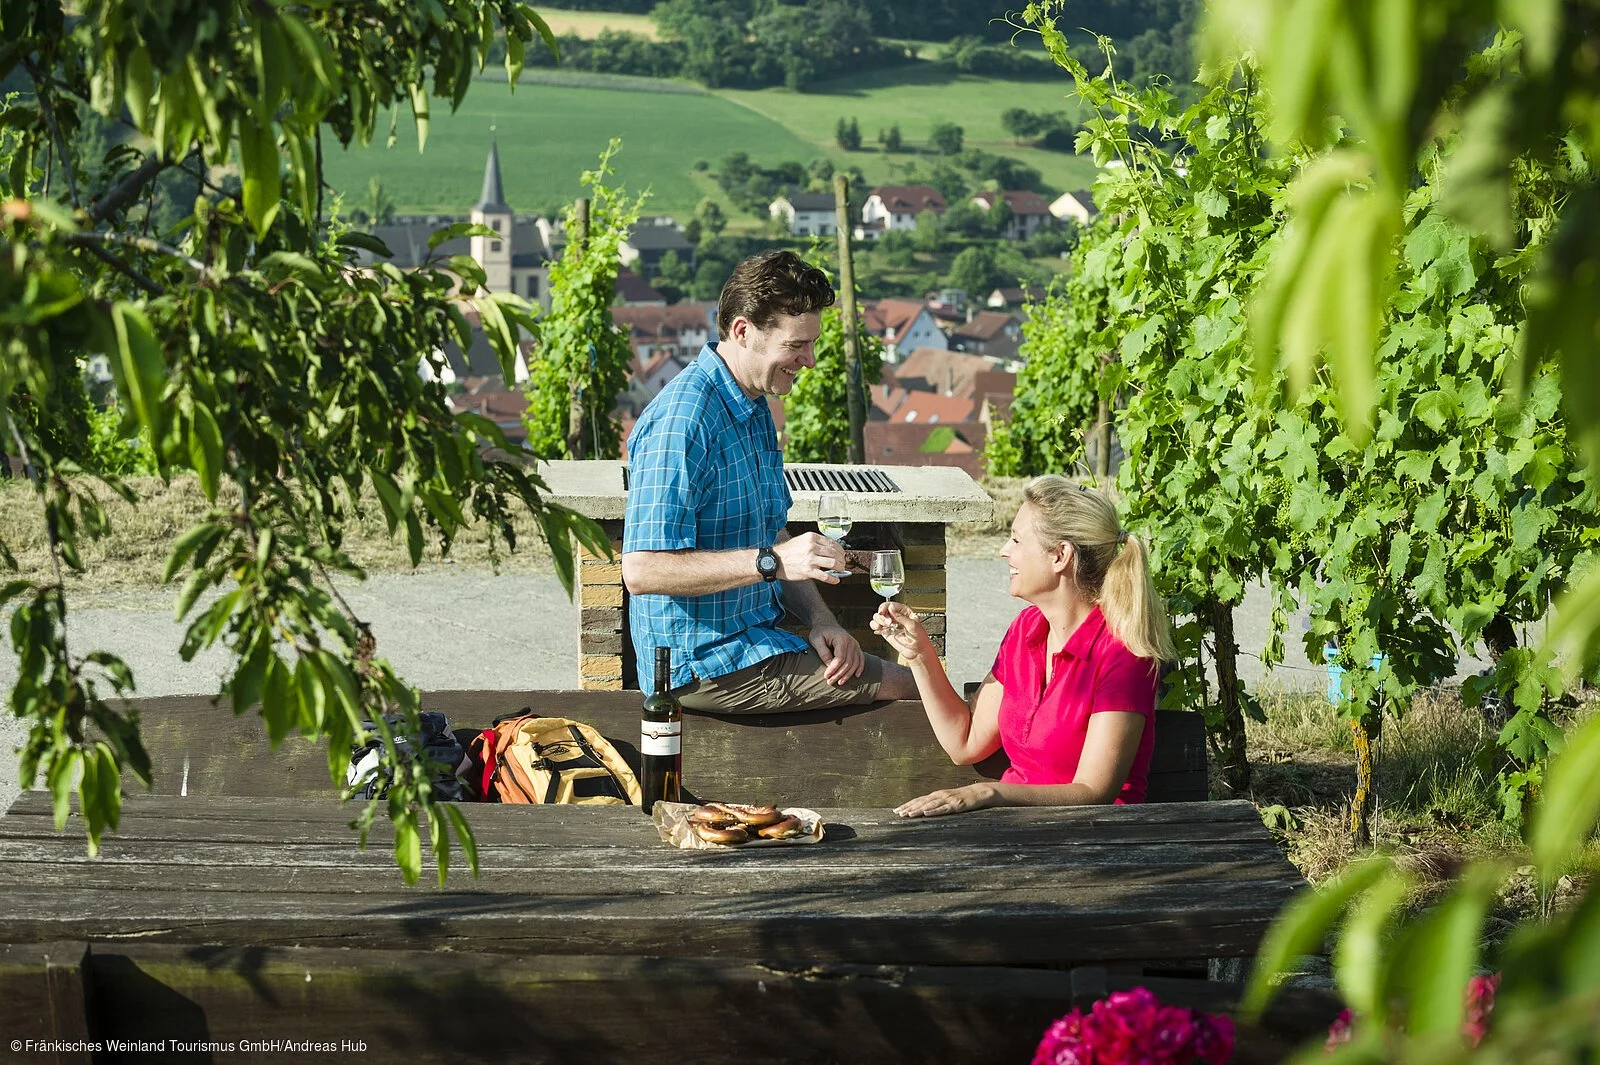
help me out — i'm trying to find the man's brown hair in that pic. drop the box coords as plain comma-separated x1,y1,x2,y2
716,250,836,338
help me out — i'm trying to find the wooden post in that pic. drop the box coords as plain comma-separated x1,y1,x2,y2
1349,713,1378,846
1208,598,1250,796
567,197,591,459
833,175,866,465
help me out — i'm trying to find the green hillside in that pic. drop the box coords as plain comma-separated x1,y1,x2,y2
715,63,1098,194
320,68,1100,221
319,79,817,218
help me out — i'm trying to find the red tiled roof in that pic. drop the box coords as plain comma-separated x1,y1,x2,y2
953,311,1020,341
976,189,1052,216
860,298,926,337
868,185,948,213
888,391,975,425
615,268,665,304
870,383,908,420
865,422,988,477
611,302,714,339
894,348,1003,398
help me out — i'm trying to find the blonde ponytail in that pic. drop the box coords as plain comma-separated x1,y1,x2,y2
1022,476,1176,663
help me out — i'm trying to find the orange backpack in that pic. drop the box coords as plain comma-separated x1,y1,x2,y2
471,712,642,806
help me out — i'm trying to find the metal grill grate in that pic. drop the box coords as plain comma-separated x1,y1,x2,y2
784,466,900,494
623,465,900,493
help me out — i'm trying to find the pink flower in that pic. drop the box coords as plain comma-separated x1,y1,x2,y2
1190,1013,1235,1065
1324,1009,1355,1052
1322,973,1500,1053
1034,988,1234,1065
1462,973,1500,1048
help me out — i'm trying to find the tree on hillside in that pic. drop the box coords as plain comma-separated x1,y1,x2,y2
1002,107,1047,142
651,250,691,305
694,198,728,243
931,123,965,155
880,124,904,153
948,245,1001,295
835,117,862,151
0,2,606,884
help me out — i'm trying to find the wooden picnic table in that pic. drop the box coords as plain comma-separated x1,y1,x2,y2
0,792,1298,965
0,691,1335,1064
0,791,1331,1064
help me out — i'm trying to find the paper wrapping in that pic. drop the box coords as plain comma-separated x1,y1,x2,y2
651,801,826,851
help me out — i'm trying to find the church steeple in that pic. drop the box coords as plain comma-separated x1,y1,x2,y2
476,136,509,214
470,131,513,294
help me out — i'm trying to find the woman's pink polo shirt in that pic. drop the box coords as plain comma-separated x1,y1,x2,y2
990,604,1159,803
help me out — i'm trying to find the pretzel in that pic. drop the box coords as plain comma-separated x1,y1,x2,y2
757,815,805,840
690,821,750,845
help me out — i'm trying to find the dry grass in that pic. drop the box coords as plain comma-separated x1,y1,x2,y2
0,475,553,600
948,475,1030,558
1240,684,1599,937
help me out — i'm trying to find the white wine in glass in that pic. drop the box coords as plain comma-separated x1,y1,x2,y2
817,492,852,578
871,550,906,633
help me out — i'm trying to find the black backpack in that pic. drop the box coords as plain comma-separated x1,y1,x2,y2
347,711,474,802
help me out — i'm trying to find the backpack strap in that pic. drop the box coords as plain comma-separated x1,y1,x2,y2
566,725,631,804
477,728,499,799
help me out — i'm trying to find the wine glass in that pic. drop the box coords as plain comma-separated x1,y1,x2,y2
870,550,906,634
816,492,853,578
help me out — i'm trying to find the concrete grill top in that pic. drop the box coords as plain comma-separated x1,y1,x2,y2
538,460,995,523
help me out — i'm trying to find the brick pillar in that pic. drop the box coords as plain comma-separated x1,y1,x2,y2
577,520,627,691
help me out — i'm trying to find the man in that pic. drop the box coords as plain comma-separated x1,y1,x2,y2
621,250,916,712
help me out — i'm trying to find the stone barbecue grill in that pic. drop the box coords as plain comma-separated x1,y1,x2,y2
540,460,994,691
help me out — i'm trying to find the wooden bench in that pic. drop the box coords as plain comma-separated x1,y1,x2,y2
124,689,1210,805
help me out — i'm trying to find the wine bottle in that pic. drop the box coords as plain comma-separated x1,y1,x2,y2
640,646,682,813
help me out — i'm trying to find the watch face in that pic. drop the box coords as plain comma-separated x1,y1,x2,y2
758,550,778,577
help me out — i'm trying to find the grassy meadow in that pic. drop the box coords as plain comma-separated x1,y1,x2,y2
319,78,816,219
717,62,1099,193
320,65,1101,221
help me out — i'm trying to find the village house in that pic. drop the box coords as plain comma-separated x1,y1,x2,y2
611,302,718,378
894,347,1009,396
864,422,987,479
769,191,837,236
971,189,1054,241
1049,189,1097,226
950,311,1024,363
986,285,1047,309
614,268,666,306
860,184,948,233
620,222,695,273
861,299,950,362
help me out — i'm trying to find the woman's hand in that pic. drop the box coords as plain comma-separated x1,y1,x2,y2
894,782,998,818
870,601,930,663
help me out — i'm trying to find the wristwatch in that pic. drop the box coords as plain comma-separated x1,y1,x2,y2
756,547,779,582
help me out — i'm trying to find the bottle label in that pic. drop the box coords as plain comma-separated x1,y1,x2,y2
641,720,682,756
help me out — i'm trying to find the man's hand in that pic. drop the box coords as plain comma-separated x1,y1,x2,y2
774,533,848,583
809,623,865,686
894,783,998,818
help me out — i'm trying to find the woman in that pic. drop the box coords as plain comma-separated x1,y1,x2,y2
870,476,1175,818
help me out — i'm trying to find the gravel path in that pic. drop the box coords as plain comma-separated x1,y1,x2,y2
0,562,1491,811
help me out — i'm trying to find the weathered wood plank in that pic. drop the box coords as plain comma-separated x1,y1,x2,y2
0,876,1305,963
112,690,1209,805
0,810,1272,853
0,941,92,1064
5,790,1261,828
0,854,1297,897
73,945,1339,1065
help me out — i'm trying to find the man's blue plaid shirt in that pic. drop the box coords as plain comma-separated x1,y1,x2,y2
624,344,808,690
